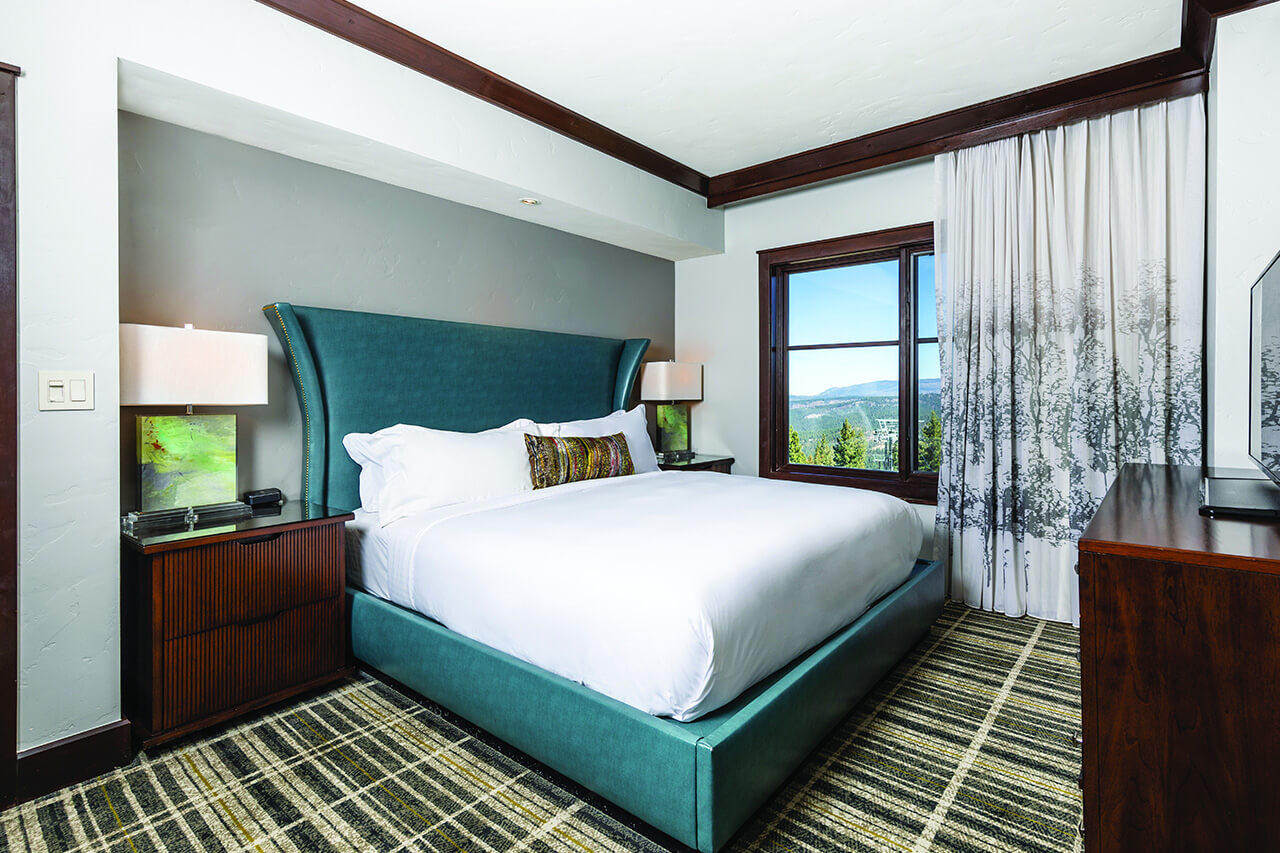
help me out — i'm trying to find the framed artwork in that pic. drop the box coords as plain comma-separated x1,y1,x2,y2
137,414,237,510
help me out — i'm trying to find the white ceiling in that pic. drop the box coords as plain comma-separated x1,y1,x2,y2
357,0,1182,176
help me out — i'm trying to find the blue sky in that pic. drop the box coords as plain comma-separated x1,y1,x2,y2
788,254,939,396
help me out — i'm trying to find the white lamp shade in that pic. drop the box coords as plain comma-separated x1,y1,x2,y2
120,323,269,406
640,361,703,401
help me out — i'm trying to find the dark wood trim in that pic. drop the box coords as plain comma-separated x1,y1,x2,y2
708,0,1280,206
709,53,1206,206
1182,1,1217,68
759,223,934,266
254,0,1272,206
788,340,899,352
759,224,938,503
1196,0,1280,15
758,252,774,478
0,68,16,810
766,465,939,504
0,63,19,77
253,0,708,195
15,720,134,804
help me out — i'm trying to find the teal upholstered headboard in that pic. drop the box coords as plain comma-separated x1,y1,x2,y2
263,303,649,511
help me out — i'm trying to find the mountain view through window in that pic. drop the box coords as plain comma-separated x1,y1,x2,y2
785,252,941,473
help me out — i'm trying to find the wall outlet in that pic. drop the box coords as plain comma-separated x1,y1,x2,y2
38,370,95,411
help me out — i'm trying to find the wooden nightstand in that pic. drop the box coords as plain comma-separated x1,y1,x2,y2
658,454,735,474
121,503,354,748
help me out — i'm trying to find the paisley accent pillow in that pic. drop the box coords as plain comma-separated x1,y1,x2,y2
524,432,635,490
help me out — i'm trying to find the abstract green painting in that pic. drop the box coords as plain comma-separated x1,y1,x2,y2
655,403,690,454
137,414,237,511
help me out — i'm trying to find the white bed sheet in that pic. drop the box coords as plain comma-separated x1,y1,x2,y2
346,471,922,721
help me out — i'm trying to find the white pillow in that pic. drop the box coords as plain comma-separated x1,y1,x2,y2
538,405,659,473
343,418,536,514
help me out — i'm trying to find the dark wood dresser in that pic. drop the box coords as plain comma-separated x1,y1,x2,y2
1078,464,1280,852
122,503,354,748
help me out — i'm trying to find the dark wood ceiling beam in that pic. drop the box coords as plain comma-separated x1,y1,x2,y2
1183,1,1217,67
253,0,1278,208
253,0,709,195
705,0,1279,206
707,49,1206,207
1194,0,1279,15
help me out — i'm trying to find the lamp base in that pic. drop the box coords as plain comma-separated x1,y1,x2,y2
656,449,696,464
122,501,251,536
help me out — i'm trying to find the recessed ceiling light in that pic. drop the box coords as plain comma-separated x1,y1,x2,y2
519,197,541,206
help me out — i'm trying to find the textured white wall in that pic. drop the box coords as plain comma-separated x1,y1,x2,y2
1,3,122,750
1,0,711,751
675,161,935,472
674,161,937,540
1207,3,1280,469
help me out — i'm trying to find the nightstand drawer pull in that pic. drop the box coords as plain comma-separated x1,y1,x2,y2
159,523,344,640
237,608,286,627
236,532,285,545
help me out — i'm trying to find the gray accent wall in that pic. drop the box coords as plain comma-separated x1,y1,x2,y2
119,112,675,508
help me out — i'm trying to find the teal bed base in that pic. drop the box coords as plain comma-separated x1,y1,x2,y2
264,302,946,851
351,560,943,852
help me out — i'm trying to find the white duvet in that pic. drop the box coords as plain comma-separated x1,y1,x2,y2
348,471,922,721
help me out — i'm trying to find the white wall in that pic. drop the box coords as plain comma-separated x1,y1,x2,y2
674,160,937,537
1207,2,1280,469
0,0,715,751
3,2,123,751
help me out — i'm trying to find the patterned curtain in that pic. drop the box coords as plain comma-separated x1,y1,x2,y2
934,95,1205,625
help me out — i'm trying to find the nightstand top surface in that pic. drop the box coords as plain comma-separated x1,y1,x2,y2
658,453,735,469
123,502,353,553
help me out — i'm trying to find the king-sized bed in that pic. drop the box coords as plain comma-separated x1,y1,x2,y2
265,302,944,852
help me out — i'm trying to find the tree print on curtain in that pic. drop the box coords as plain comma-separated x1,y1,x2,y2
1258,301,1280,474
934,94,1206,624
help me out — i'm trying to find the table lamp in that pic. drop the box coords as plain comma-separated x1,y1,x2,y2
119,323,268,516
640,361,702,463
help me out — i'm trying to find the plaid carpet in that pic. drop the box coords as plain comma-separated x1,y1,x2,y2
2,603,1081,852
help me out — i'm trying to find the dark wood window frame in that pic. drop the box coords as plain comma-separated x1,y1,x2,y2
758,222,938,503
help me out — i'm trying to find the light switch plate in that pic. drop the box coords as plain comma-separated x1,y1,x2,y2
38,370,95,411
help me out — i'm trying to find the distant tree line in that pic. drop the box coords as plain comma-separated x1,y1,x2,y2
790,411,943,472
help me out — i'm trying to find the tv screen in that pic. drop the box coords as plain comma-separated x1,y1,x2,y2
1250,250,1280,483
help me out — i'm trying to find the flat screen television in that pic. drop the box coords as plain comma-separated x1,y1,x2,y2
1202,248,1280,518
1251,249,1280,485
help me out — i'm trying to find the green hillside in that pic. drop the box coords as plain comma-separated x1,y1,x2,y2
789,392,942,471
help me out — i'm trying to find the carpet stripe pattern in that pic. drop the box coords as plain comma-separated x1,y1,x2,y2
1,602,1081,852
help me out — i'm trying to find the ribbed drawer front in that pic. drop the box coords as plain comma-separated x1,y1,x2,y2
162,524,344,639
162,597,343,729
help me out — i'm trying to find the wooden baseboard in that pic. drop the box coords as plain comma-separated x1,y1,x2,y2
15,719,134,804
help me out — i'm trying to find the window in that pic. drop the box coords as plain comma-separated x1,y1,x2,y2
758,223,938,502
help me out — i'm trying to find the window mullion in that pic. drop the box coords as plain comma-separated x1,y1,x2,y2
899,247,911,480
773,266,782,471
